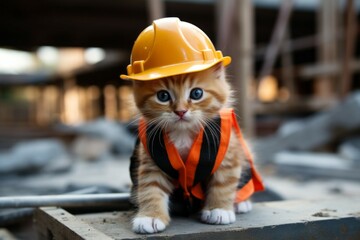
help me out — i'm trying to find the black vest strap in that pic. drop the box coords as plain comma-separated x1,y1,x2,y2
146,124,179,179
237,166,252,189
193,117,221,185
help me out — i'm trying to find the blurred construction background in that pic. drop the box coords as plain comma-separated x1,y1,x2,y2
0,0,360,239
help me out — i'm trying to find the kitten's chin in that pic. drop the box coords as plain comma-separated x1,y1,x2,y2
168,119,200,132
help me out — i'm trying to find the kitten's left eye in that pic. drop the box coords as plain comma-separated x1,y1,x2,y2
157,90,171,102
190,88,203,100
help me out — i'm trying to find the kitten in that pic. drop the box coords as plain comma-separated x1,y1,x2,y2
129,63,261,234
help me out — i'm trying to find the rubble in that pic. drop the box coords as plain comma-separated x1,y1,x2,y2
339,137,360,166
72,136,111,161
0,120,134,197
255,91,360,162
275,151,351,170
265,175,360,200
274,151,360,180
0,139,71,175
58,118,135,155
0,155,131,197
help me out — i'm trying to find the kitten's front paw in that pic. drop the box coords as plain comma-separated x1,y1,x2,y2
235,200,253,213
132,217,166,234
201,209,236,225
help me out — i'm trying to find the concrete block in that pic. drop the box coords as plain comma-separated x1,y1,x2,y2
35,196,360,239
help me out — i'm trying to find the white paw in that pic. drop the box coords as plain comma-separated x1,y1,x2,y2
235,200,252,214
201,208,236,225
132,217,166,234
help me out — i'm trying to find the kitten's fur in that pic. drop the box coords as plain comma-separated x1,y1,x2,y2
131,63,252,234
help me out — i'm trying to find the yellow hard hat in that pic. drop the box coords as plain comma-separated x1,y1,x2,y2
120,17,231,81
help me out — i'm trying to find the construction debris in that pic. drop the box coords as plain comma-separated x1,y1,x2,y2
72,136,111,161
58,118,135,155
339,137,360,166
255,91,360,162
0,139,70,175
274,151,360,180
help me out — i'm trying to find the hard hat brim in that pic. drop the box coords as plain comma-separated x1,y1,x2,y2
120,57,231,81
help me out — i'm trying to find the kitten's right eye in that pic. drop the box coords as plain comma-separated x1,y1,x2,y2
157,90,171,102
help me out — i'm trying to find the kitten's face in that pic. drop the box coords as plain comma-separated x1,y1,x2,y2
132,64,232,131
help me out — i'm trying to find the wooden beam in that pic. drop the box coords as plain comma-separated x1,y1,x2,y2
280,28,297,100
316,0,340,98
340,0,358,98
215,0,236,53
217,0,255,137
147,0,165,23
234,0,255,137
258,0,294,79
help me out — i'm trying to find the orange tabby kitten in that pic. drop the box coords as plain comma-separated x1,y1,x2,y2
130,63,255,234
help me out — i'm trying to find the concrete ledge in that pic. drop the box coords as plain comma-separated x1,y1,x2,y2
35,196,360,239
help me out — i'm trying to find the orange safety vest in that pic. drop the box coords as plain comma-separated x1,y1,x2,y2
138,108,264,203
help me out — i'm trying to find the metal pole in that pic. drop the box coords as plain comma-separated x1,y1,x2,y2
0,193,130,209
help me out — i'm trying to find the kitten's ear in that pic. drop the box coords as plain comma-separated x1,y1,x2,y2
211,62,225,79
132,80,142,88
212,62,223,73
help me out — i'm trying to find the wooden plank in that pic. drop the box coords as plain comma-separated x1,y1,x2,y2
35,196,360,239
35,207,113,240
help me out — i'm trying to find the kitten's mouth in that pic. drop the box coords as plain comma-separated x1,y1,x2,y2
176,118,188,122
174,115,192,124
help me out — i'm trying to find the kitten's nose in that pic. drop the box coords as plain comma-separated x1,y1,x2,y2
174,110,188,118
